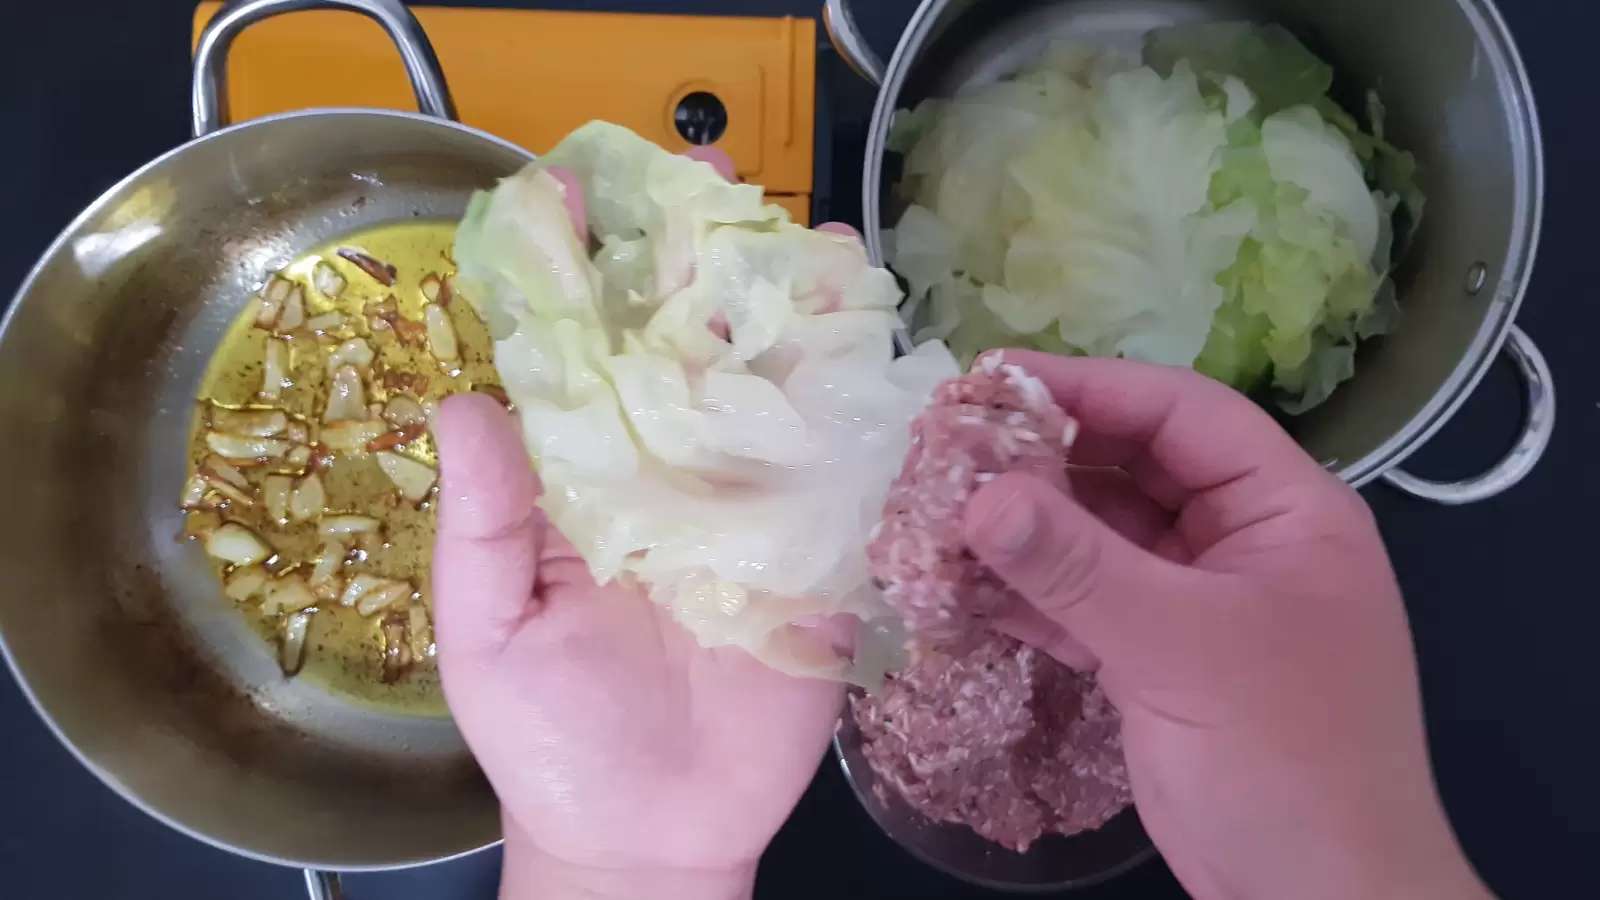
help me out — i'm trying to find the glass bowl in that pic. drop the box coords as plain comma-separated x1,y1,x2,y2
833,697,1156,893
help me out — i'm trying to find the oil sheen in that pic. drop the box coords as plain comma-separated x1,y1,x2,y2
187,220,501,716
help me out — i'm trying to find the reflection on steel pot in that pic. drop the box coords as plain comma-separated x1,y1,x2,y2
0,1,532,897
826,0,1547,891
828,0,1551,507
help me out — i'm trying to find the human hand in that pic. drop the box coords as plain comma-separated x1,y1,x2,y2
964,352,1494,900
431,147,851,900
432,394,842,900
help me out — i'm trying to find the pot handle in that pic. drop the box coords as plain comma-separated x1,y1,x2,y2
1381,325,1555,505
823,0,886,86
192,0,456,138
303,870,343,900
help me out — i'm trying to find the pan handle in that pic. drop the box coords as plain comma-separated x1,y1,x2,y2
303,869,344,900
1381,325,1555,505
192,0,456,138
823,0,886,86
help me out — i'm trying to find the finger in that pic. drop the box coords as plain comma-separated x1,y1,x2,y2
546,166,587,239
995,602,1100,672
990,351,1325,511
433,392,543,656
1068,467,1190,563
967,471,1201,666
684,146,738,182
817,222,863,241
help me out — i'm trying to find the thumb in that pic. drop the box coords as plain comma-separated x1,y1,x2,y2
432,392,543,657
966,471,1195,666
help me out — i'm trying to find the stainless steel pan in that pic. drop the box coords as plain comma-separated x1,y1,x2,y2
0,0,535,895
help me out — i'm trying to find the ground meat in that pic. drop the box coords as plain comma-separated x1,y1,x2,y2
856,357,1132,852
869,356,1078,641
852,634,1131,852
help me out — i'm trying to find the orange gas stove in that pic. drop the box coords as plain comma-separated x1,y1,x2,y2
192,2,819,223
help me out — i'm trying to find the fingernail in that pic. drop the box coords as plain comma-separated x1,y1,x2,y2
979,490,1038,555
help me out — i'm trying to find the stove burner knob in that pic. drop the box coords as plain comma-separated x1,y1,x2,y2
674,91,729,146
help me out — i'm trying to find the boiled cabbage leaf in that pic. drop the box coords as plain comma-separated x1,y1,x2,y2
456,122,958,678
889,24,1424,412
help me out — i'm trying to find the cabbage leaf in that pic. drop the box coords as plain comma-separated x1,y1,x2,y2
456,122,958,678
890,25,1424,412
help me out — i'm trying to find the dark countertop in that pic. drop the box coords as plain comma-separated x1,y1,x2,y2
2,2,1595,898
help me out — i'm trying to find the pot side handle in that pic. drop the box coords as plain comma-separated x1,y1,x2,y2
823,0,887,87
303,869,343,900
192,0,456,138
1382,325,1555,505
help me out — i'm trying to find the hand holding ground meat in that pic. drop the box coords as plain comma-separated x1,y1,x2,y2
965,352,1496,900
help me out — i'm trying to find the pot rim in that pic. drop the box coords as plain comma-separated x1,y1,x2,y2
0,105,533,872
859,0,1546,489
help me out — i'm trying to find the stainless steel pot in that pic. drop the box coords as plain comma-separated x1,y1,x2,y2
0,0,534,896
827,0,1553,506
825,0,1549,891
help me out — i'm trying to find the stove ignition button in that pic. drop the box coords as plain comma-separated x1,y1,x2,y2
674,91,729,146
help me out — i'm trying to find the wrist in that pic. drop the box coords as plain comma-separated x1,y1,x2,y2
1326,829,1495,900
499,818,757,900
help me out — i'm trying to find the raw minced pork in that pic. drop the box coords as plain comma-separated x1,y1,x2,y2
855,355,1133,851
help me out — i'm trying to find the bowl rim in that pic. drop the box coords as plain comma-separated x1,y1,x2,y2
831,727,1159,893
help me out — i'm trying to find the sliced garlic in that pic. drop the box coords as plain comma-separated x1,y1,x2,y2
381,395,428,428
205,432,291,462
320,515,381,541
357,580,412,617
290,472,326,522
326,338,375,374
281,611,313,675
380,611,413,683
407,601,433,659
339,573,387,608
377,451,438,504
262,574,318,616
321,419,387,452
261,474,292,523
309,539,345,590
205,523,273,567
324,365,367,423
260,338,289,401
180,473,209,509
424,303,459,363
305,311,345,334
203,456,251,490
275,285,306,333
255,278,290,329
224,565,269,603
210,406,287,437
199,471,253,507
313,260,347,299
